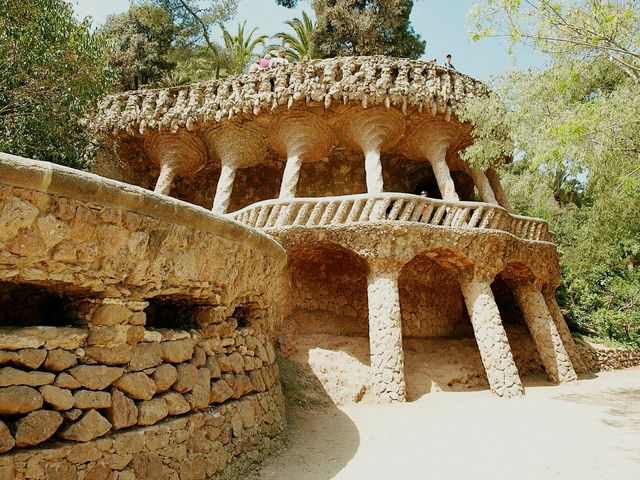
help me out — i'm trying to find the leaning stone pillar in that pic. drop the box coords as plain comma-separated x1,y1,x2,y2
426,140,460,202
366,258,406,402
460,279,524,397
205,125,265,214
268,111,335,199
542,287,587,374
399,120,459,201
514,284,578,383
468,168,498,205
212,164,237,214
144,132,207,196
486,168,513,212
340,107,405,194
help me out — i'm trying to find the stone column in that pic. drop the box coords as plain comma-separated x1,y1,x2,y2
399,121,459,201
542,287,587,374
426,140,460,202
364,149,384,193
212,164,237,214
340,107,405,194
205,125,265,214
514,284,578,383
279,154,302,199
144,132,207,197
468,169,498,205
366,259,406,402
269,112,335,200
486,168,513,212
460,280,524,397
154,163,177,195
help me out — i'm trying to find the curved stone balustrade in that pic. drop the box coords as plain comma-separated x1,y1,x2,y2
93,56,486,135
229,193,555,243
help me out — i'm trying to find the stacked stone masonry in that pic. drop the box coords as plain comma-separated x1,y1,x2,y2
0,153,286,478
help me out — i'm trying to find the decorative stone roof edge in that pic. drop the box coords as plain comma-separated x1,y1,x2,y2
93,55,488,136
0,152,286,262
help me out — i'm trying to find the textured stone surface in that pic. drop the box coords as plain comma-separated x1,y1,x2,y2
366,260,406,402
73,390,112,409
461,282,524,398
15,410,63,447
106,390,138,431
0,420,14,453
59,410,112,442
161,392,190,416
152,363,178,392
515,285,577,384
0,367,55,387
137,398,169,426
40,385,75,411
68,366,124,390
113,372,157,400
44,349,78,372
0,386,43,414
172,363,198,393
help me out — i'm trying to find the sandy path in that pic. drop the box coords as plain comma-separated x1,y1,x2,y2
254,367,640,479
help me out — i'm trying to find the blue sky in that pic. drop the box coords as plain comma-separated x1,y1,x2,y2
72,0,546,82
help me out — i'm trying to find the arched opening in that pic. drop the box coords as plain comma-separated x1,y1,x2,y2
450,170,477,201
280,242,370,405
382,157,442,198
492,263,545,378
398,252,487,400
0,281,80,327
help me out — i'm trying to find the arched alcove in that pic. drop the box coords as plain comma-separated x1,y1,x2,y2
492,262,545,377
398,251,487,400
280,242,370,404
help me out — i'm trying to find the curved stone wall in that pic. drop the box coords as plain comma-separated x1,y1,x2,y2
0,154,286,478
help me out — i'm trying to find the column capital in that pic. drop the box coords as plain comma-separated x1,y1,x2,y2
366,257,406,279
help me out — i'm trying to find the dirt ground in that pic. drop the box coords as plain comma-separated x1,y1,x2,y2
252,366,640,480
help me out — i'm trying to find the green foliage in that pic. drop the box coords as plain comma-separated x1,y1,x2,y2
101,3,177,90
470,0,640,82
462,2,640,346
222,22,270,74
274,11,317,61
0,0,114,168
312,0,425,58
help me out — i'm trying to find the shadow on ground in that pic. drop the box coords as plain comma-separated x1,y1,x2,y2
248,355,360,480
554,386,640,434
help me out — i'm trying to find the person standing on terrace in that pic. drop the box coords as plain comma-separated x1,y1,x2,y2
445,54,455,70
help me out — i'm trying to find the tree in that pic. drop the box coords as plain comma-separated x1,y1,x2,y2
152,0,238,76
0,0,114,168
222,22,270,74
312,0,425,58
274,11,317,61
470,0,640,82
461,1,640,345
102,3,177,90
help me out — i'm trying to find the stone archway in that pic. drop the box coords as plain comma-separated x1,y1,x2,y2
398,252,488,400
280,242,371,404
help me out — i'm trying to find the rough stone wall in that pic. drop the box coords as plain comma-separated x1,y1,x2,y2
0,155,287,478
285,244,369,337
0,320,280,452
575,340,640,372
0,387,284,480
398,255,467,338
0,177,283,325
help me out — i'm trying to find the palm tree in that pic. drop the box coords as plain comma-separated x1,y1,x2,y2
274,11,316,61
221,22,269,74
